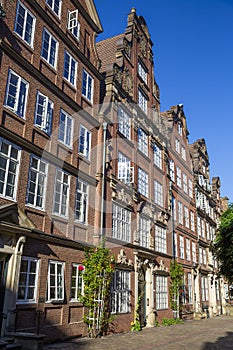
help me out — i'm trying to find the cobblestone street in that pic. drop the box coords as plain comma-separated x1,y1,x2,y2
44,315,233,350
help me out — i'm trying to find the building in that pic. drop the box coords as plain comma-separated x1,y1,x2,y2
0,0,104,342
0,0,226,345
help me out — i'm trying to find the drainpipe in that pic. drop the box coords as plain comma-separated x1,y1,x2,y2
100,122,108,248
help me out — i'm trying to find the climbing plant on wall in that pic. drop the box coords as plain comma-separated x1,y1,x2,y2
169,260,184,318
80,246,115,338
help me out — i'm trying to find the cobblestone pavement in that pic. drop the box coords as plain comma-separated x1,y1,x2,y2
44,316,233,350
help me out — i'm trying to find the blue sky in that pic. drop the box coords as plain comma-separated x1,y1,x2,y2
94,0,233,203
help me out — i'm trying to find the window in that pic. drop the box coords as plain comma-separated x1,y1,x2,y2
186,238,191,261
154,180,163,207
0,139,21,200
138,88,147,113
118,107,131,140
111,270,130,314
138,60,147,83
78,125,91,159
41,28,58,68
187,273,193,304
118,152,133,184
155,225,166,254
138,128,148,156
58,110,73,148
176,166,182,188
112,203,131,242
67,9,80,40
183,173,187,193
190,211,195,231
17,257,39,303
26,155,47,209
188,179,193,198
82,69,93,102
197,216,201,236
75,180,88,223
14,1,36,47
139,216,150,248
178,201,183,225
154,145,162,169
138,167,148,197
34,91,53,135
53,169,70,217
184,206,189,228
201,220,205,238
169,159,175,181
173,198,176,222
47,260,64,302
174,233,178,257
156,276,168,310
63,51,77,86
70,263,84,301
181,146,186,161
175,139,180,153
201,276,209,301
178,122,182,136
46,0,62,17
180,235,184,259
5,70,29,118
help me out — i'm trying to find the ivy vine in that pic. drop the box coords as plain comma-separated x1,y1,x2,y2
169,260,184,318
80,246,115,338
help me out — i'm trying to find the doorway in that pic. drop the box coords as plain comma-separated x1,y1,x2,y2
138,266,146,327
0,255,9,333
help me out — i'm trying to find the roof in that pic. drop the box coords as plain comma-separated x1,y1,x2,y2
96,34,124,72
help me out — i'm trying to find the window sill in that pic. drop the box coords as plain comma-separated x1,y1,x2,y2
62,78,77,92
34,125,51,139
3,107,26,124
13,32,34,52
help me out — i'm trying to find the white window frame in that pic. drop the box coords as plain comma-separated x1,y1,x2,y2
14,1,36,47
34,91,53,135
78,125,91,159
47,260,65,302
67,10,80,40
63,50,77,86
176,166,182,188
183,173,188,193
175,138,180,153
118,107,131,140
187,273,193,304
118,152,134,184
53,169,70,217
112,203,131,242
26,155,48,210
186,238,191,261
82,69,93,102
41,28,58,69
184,206,189,228
178,201,183,225
46,0,62,18
169,159,175,181
181,146,186,161
155,225,167,254
4,69,29,118
154,180,163,207
139,215,150,248
58,109,73,148
190,211,195,231
154,144,162,169
138,60,147,84
138,88,147,114
0,138,21,200
70,263,85,301
111,270,130,314
201,276,209,302
180,235,184,259
17,257,39,303
178,122,183,136
156,276,168,310
75,180,88,224
138,167,148,197
138,128,148,156
188,179,193,198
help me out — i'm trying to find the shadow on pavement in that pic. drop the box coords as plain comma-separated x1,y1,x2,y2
202,332,233,349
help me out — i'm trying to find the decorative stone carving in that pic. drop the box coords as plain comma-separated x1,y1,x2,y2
154,260,168,273
139,35,147,58
112,188,133,207
113,65,122,84
117,249,133,266
157,211,169,225
123,68,133,96
124,39,131,58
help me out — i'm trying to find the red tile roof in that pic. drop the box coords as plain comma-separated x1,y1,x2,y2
97,34,124,72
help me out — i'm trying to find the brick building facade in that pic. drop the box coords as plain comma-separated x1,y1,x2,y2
0,0,226,345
